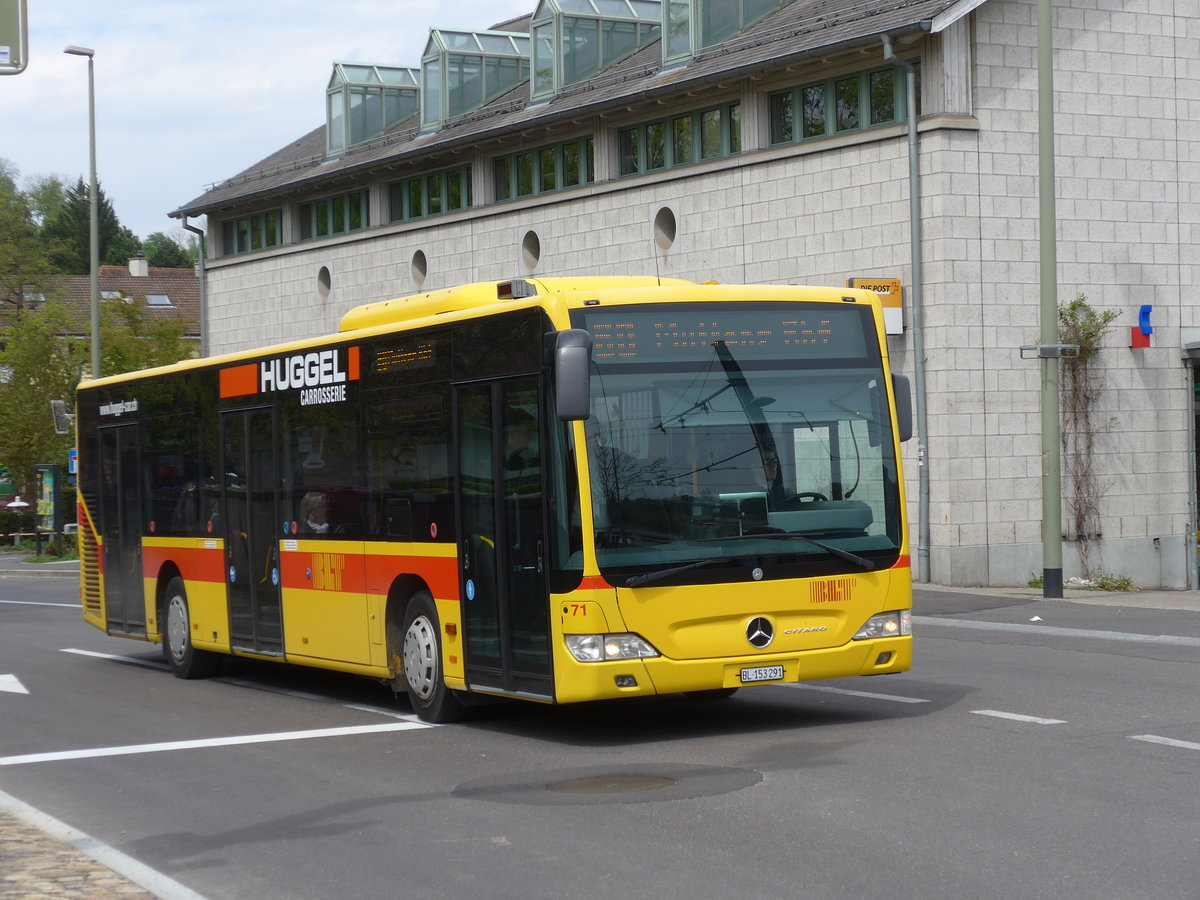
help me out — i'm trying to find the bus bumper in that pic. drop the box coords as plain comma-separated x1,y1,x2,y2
552,635,912,703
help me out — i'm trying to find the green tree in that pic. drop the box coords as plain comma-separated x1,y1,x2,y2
0,301,87,496
142,231,192,268
40,178,142,275
0,294,193,496
100,293,193,376
0,158,16,194
0,168,57,310
22,173,69,227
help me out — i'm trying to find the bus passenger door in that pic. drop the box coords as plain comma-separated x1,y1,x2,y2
455,378,552,698
220,408,284,655
98,424,145,635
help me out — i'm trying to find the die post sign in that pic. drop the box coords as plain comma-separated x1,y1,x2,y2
847,277,903,335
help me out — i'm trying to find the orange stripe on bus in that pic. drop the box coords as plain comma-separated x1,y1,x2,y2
891,554,911,569
277,550,460,600
141,544,226,584
219,363,258,398
578,575,612,590
347,345,360,380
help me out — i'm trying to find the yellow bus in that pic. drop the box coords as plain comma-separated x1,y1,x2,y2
75,277,913,722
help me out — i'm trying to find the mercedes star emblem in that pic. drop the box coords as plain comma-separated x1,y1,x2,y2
746,616,774,648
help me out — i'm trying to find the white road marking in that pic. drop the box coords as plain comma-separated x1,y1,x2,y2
913,616,1200,647
0,787,208,900
0,674,29,694
0,599,79,608
784,683,930,704
62,649,422,720
971,709,1066,725
341,702,427,723
1129,734,1200,752
0,722,430,767
217,676,337,702
61,648,166,669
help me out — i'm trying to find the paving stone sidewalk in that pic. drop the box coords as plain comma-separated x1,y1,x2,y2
0,811,155,899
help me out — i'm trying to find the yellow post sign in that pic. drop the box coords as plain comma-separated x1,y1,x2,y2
847,277,903,335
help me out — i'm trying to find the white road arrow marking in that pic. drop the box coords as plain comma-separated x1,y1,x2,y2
0,674,29,695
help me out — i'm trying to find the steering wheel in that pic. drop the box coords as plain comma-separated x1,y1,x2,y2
782,491,828,506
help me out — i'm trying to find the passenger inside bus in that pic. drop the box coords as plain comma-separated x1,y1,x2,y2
298,491,330,534
505,408,538,472
755,450,787,509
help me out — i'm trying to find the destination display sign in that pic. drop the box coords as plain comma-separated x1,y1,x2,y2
580,305,873,365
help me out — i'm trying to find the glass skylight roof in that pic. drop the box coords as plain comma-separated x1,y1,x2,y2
532,0,661,99
421,29,531,129
327,62,421,156
665,0,789,64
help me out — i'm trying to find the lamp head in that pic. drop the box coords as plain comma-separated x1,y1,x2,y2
63,46,95,58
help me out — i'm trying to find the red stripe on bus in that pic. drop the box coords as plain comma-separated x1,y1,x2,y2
348,345,360,380
891,554,911,569
219,363,258,398
366,552,458,599
277,550,460,600
578,575,612,590
141,544,226,583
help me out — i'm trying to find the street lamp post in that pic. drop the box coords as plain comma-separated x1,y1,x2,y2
63,45,101,379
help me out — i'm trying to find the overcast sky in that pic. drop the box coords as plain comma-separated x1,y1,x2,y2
1,0,533,242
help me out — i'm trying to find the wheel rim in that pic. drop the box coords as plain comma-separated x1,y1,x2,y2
166,594,189,664
402,614,438,702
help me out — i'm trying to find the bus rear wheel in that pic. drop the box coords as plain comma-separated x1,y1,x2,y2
401,591,464,723
163,577,219,679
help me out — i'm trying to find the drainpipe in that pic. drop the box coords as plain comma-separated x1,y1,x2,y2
882,33,929,584
181,217,208,357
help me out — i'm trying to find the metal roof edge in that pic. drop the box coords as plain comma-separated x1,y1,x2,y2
931,0,990,33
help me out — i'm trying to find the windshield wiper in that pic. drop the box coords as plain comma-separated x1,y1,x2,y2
625,556,733,587
702,532,877,570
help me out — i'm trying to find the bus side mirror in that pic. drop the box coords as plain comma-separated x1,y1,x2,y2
892,373,913,443
555,329,592,421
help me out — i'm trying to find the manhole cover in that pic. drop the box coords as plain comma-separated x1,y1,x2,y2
455,764,760,806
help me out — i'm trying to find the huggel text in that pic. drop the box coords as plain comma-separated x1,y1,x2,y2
99,399,139,418
261,350,346,393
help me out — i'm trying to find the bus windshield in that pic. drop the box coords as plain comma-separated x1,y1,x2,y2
575,302,903,583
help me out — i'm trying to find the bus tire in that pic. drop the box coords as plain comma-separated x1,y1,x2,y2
163,577,219,679
401,591,464,723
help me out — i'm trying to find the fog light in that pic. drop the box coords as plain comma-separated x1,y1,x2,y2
615,675,638,688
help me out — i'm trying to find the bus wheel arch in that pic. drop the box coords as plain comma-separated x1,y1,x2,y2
162,575,220,679
384,575,431,675
155,562,183,648
386,579,464,723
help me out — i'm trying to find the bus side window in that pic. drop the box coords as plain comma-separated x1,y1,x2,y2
298,491,331,535
384,497,413,540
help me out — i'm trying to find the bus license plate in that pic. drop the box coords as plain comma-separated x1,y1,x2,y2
740,664,785,683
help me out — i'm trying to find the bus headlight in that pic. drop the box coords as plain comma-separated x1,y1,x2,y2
565,633,660,662
852,610,912,640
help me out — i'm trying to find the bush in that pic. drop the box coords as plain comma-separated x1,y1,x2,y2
0,508,35,537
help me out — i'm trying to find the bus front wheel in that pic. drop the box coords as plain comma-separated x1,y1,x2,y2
401,591,464,723
163,577,219,679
